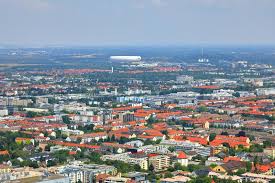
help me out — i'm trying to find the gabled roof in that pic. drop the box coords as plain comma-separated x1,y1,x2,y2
210,135,250,148
187,137,208,145
223,156,241,163
221,161,246,172
256,164,272,173
177,151,187,159
143,129,163,137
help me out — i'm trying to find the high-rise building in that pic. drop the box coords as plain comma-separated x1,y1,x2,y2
148,154,170,172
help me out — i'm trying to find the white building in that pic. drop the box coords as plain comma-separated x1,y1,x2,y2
176,75,193,84
148,154,170,172
0,109,8,116
110,56,142,61
177,151,188,167
59,163,116,183
125,140,144,148
256,88,275,96
101,153,148,170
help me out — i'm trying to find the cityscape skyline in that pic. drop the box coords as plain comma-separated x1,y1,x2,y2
0,1,275,182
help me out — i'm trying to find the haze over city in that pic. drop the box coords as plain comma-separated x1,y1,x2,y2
1,0,275,46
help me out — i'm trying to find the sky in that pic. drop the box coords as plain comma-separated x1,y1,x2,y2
0,0,275,46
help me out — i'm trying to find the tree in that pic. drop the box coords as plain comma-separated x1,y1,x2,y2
13,150,29,159
0,154,9,163
44,131,49,137
48,97,58,104
209,133,216,142
246,162,252,172
161,130,168,136
192,155,204,161
222,142,230,148
47,160,57,167
55,130,62,139
119,137,129,144
164,172,173,178
248,135,255,141
149,164,155,172
249,144,263,152
236,168,246,175
229,148,236,156
210,163,217,169
269,115,275,121
236,131,246,137
105,160,136,173
155,139,161,144
134,164,141,171
77,137,82,143
254,156,259,171
233,92,240,98
53,150,69,164
61,134,68,140
263,140,272,148
174,163,188,171
62,115,71,124
168,146,175,152
78,124,95,133
106,136,111,142
221,131,229,136
147,115,156,124
189,176,211,183
111,134,116,141
187,164,202,172
26,111,38,118
29,161,39,168
74,151,85,160
144,139,153,145
88,152,103,164
197,106,208,113
147,172,157,182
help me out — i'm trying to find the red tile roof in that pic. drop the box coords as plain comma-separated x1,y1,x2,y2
177,151,187,159
256,164,271,173
144,129,163,137
210,135,250,148
194,85,219,89
148,153,158,157
0,150,9,156
50,141,100,149
187,137,208,145
223,156,241,163
113,106,142,112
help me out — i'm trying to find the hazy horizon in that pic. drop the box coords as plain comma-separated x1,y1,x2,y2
1,0,275,46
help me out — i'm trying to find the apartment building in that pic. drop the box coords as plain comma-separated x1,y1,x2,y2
148,154,170,172
264,147,275,159
118,111,135,123
59,164,116,183
101,153,148,170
